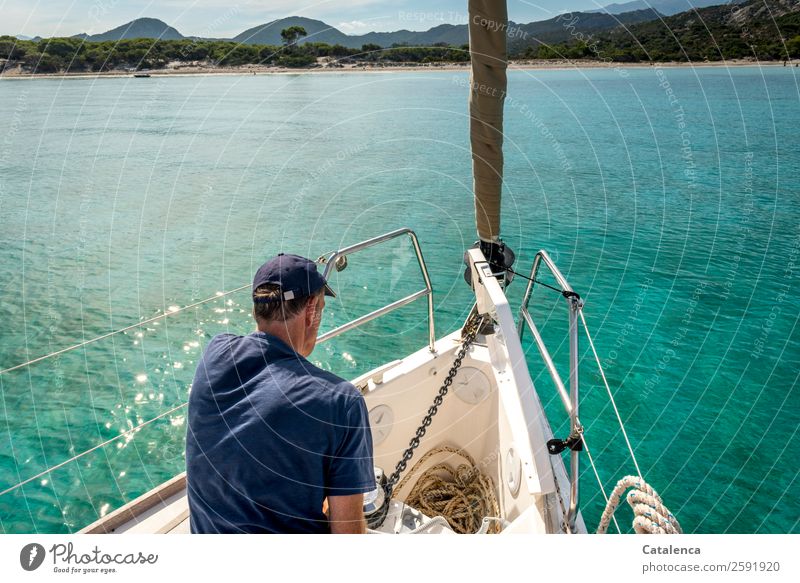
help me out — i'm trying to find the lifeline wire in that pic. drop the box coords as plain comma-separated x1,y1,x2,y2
0,286,252,493
0,402,188,498
505,266,566,295
0,285,250,375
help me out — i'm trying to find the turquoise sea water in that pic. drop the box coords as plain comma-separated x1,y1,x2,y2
0,66,798,534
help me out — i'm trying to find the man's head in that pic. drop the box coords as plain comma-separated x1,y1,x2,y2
252,253,335,357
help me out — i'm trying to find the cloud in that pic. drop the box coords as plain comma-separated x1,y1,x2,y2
337,20,369,32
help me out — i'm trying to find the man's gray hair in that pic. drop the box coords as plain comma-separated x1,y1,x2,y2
253,284,322,323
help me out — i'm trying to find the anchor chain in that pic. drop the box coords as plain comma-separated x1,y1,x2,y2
374,310,487,527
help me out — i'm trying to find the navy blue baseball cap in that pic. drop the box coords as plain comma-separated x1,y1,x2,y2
252,253,336,303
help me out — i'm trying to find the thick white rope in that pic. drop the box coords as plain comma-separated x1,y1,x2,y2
596,476,682,534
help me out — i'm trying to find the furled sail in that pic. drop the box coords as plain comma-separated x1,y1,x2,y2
468,0,507,243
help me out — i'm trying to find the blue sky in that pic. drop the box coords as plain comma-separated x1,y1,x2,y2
3,0,616,38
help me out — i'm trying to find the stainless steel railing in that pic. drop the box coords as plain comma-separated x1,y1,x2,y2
517,250,584,533
316,228,436,353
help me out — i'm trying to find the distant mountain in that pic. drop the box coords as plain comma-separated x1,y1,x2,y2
355,23,467,48
232,11,662,50
233,17,351,46
507,8,661,52
80,17,184,42
232,16,466,48
591,0,734,16
11,12,667,50
12,10,669,51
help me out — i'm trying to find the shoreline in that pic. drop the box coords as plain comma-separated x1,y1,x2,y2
1,59,795,80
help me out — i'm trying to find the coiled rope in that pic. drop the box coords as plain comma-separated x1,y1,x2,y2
394,446,501,534
596,476,682,534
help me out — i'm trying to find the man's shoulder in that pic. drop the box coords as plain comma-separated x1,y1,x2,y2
299,360,362,403
202,333,277,360
203,332,243,352
199,333,362,404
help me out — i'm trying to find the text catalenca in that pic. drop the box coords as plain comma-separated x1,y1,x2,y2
642,545,700,555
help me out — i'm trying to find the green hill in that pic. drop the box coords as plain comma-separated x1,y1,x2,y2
537,0,800,61
80,17,184,42
233,17,351,46
508,8,662,54
231,11,664,50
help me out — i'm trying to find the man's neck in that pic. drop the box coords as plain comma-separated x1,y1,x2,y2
258,321,306,356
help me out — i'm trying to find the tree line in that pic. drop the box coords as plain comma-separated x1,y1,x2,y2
0,31,469,74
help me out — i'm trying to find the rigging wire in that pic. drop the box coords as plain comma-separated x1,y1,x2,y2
579,310,644,481
0,402,188,499
503,265,567,295
0,289,252,495
579,432,623,534
0,287,251,496
0,285,249,375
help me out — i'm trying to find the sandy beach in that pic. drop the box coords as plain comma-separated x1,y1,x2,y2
1,58,795,80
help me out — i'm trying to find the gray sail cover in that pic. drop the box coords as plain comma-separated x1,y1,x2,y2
468,0,507,243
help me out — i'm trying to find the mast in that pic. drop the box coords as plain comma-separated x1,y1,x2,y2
468,0,508,244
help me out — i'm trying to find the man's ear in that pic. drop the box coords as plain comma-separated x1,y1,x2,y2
304,297,317,328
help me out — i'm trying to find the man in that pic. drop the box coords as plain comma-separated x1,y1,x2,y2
186,253,375,533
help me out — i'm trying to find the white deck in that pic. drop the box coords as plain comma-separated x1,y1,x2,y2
116,492,189,534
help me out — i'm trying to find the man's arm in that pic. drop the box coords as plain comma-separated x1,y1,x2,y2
328,493,366,534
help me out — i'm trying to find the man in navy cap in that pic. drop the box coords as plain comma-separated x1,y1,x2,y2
186,253,375,533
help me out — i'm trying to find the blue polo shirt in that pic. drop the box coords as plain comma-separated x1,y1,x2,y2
186,331,374,533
